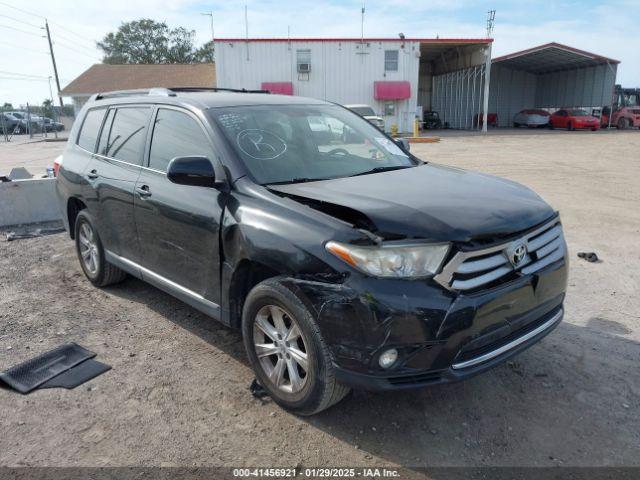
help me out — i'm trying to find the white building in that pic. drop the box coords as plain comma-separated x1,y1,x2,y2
215,37,492,133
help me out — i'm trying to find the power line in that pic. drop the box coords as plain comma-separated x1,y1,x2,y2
0,0,44,19
0,1,98,44
0,23,45,37
0,70,50,79
49,29,97,54
53,40,101,61
0,42,49,54
0,13,43,29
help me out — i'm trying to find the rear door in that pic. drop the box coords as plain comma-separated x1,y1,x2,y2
133,106,226,306
90,105,151,263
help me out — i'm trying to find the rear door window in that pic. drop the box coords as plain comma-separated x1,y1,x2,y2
148,108,213,172
77,108,106,153
101,107,150,165
97,109,116,156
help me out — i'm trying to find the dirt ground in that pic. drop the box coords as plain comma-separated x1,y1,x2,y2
0,131,638,472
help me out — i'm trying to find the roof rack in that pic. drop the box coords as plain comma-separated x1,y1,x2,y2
170,87,271,94
92,87,269,101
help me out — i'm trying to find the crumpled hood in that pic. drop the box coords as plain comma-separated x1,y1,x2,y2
269,163,555,242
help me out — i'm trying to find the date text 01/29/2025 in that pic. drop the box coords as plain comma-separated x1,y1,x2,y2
232,467,401,477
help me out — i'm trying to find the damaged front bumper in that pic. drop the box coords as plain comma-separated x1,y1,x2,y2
283,252,568,391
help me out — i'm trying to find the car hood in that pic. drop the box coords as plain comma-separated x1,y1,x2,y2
269,164,555,242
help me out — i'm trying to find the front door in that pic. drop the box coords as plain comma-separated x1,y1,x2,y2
134,107,225,306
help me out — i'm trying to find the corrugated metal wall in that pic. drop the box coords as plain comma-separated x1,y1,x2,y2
216,40,421,132
489,65,537,127
490,63,617,126
432,66,486,129
535,64,617,108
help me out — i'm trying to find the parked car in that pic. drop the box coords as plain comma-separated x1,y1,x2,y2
474,112,498,127
0,112,20,134
344,104,385,131
513,109,550,128
549,109,599,131
56,88,568,415
42,117,65,132
6,111,46,134
422,110,442,129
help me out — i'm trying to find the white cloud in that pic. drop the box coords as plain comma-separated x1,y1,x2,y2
0,0,637,108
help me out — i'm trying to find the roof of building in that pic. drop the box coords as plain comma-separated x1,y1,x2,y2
60,63,216,97
215,37,492,44
492,42,619,73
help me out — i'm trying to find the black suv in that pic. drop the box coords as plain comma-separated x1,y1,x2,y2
56,88,568,415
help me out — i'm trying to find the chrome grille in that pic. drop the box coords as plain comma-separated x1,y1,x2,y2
434,217,566,292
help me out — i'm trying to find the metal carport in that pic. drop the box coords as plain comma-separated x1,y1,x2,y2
489,42,619,127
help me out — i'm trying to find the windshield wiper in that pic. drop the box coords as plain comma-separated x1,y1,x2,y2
267,177,326,185
349,165,415,177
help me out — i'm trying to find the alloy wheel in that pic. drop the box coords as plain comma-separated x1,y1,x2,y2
78,222,99,275
253,304,309,394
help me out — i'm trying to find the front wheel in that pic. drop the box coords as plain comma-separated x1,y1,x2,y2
617,118,628,130
74,210,127,287
242,277,350,415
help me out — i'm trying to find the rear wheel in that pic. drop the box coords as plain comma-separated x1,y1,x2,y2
242,277,350,415
617,117,628,130
567,122,574,131
74,211,127,287
513,122,519,128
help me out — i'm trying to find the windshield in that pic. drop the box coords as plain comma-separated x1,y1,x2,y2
348,106,376,117
569,109,589,116
210,104,418,184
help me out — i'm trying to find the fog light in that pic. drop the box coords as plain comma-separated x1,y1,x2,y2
378,348,398,369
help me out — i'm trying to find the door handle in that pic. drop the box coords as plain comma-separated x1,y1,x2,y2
87,169,98,180
136,185,152,197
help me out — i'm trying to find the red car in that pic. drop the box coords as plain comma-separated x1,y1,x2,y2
549,109,600,131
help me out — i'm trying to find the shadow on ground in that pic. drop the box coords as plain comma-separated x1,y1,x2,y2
105,275,640,469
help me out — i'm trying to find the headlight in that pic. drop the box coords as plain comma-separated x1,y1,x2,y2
325,241,450,278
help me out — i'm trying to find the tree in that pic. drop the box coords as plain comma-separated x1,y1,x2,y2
2,102,13,110
97,19,213,64
195,41,215,63
41,99,54,118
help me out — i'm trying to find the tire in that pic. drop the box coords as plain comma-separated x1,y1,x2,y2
513,122,519,128
567,122,574,131
548,123,554,130
617,118,628,130
242,277,350,415
74,210,127,287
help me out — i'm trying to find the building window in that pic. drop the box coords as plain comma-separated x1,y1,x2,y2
296,49,311,73
384,50,399,71
384,102,396,116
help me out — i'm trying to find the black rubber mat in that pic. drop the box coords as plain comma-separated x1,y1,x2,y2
0,343,96,393
40,359,111,389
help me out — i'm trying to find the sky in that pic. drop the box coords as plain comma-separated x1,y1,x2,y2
1,0,639,107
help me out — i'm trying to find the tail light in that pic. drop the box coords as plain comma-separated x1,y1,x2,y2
53,155,63,177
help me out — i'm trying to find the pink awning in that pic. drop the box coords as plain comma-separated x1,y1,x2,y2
261,82,293,95
374,81,411,100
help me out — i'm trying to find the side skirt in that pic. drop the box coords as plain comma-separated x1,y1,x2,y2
104,250,223,321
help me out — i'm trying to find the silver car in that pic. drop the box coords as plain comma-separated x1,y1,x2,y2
513,109,550,128
344,104,385,131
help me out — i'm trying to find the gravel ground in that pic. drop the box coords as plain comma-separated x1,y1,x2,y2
0,131,638,471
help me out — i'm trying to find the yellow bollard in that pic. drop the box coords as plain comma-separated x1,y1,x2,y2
413,118,420,137
390,124,398,137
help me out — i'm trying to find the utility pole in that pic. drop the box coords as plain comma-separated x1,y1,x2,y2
44,20,64,109
482,10,495,133
201,11,215,60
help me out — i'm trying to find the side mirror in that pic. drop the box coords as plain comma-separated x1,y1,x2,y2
394,137,410,152
167,156,217,188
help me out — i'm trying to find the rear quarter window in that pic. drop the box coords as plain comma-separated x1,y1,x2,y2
77,108,106,153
